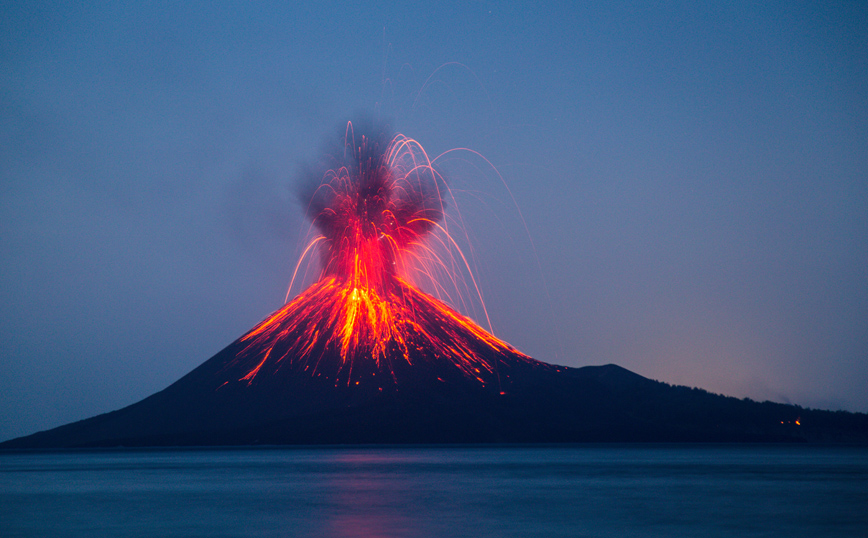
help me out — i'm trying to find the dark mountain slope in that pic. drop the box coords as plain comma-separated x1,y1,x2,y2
4,349,866,448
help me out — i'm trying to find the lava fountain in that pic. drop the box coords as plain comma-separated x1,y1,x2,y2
227,122,536,389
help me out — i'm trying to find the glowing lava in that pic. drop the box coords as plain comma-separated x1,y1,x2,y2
228,122,533,387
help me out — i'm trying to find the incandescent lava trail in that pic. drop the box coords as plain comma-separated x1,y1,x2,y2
225,122,537,388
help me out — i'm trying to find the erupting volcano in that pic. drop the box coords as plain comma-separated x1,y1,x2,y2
228,123,539,390
5,122,866,449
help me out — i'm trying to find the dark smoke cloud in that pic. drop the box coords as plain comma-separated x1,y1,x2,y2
296,117,447,275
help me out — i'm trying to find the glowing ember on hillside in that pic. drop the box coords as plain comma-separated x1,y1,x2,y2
228,121,533,386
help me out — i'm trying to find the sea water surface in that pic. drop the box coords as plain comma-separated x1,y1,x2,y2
1,445,866,537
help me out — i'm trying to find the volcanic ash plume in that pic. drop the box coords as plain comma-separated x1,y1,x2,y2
225,121,535,388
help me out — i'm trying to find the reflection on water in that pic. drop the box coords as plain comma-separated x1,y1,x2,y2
1,445,866,537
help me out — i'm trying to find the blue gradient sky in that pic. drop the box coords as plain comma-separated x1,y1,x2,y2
2,1,866,441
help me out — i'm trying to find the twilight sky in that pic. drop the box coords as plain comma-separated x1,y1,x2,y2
2,1,866,441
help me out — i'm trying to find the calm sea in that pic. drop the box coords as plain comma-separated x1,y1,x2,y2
1,445,866,537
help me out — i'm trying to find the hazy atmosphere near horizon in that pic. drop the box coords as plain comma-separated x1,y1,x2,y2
1,1,866,442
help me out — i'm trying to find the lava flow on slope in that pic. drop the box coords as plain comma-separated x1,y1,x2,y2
223,122,540,391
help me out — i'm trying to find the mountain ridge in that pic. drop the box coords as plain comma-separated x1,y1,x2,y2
4,357,866,448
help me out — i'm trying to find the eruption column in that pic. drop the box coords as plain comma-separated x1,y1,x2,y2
230,122,533,386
